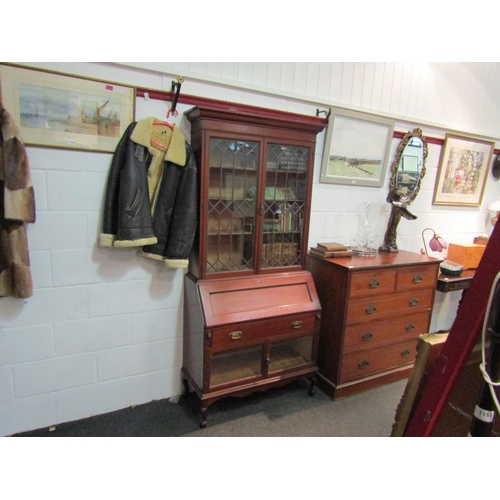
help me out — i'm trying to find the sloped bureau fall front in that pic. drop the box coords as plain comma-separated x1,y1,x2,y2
307,250,440,399
182,104,326,427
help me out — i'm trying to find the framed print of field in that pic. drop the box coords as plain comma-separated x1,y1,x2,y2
433,133,494,207
0,64,135,153
320,107,395,187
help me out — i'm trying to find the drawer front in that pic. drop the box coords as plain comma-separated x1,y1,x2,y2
343,311,431,352
209,312,317,351
349,269,396,298
346,288,434,325
396,265,438,292
340,340,417,383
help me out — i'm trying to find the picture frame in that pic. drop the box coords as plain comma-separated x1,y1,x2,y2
0,64,135,153
320,107,395,187
433,133,494,207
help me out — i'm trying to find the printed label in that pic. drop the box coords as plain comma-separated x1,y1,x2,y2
474,405,495,423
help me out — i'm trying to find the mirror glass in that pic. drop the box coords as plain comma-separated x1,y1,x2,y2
389,128,427,204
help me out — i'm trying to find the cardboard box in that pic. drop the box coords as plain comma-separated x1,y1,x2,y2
447,243,485,269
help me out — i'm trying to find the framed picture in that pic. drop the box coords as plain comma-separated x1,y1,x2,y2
433,133,494,206
320,107,395,187
0,64,135,153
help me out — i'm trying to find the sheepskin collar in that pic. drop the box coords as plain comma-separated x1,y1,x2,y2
130,116,186,167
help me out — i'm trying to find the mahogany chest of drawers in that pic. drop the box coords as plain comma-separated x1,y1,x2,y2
307,250,440,399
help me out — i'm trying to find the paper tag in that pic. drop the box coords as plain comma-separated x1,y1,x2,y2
474,405,495,423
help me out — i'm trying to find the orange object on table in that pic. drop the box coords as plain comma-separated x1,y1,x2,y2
447,243,485,269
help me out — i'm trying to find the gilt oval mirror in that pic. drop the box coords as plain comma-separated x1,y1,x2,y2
389,128,428,204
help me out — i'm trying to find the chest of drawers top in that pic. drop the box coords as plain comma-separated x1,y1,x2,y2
323,249,441,273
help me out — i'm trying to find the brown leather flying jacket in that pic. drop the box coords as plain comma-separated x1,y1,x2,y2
99,117,198,268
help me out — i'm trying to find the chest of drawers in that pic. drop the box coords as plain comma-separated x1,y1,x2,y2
307,250,440,399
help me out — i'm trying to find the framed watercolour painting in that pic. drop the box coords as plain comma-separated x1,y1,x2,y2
433,133,494,207
320,107,395,187
0,64,135,153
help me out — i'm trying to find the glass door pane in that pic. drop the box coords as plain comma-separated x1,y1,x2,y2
268,335,314,373
210,346,263,387
262,144,309,269
207,138,259,274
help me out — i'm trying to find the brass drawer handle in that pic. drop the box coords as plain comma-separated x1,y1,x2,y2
413,274,423,283
409,298,419,307
405,323,415,331
292,320,303,329
369,279,380,289
401,349,411,357
365,305,377,315
358,359,370,369
229,330,243,340
362,332,374,341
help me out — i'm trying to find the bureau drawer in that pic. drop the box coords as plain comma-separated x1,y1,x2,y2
340,340,417,383
346,289,434,325
396,265,438,292
349,269,396,298
209,313,318,351
343,311,431,352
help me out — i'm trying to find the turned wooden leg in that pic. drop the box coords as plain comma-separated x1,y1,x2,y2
308,376,316,396
182,376,190,394
200,405,208,428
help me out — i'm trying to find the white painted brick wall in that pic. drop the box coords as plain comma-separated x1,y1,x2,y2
1,61,499,437
13,354,97,398
0,367,13,403
0,394,56,436
54,316,131,355
0,324,54,365
96,338,182,381
55,378,130,424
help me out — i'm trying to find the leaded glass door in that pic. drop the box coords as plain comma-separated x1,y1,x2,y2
261,143,309,269
206,138,259,274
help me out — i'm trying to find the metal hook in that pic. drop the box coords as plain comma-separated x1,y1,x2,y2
316,108,331,119
170,75,184,114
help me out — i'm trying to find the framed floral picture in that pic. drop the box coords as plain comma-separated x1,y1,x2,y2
433,133,494,207
0,64,135,153
320,107,395,187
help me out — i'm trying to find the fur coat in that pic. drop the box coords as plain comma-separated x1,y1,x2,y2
0,107,35,298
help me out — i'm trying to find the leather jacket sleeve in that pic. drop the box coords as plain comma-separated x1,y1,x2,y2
141,143,199,268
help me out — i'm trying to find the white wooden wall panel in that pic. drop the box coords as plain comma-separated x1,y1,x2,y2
293,62,308,96
252,62,267,87
414,63,429,122
237,62,253,84
189,62,207,76
305,62,320,98
380,62,395,113
222,62,238,81
360,62,374,110
329,63,343,103
146,61,500,138
206,62,223,78
275,62,295,92
351,63,365,108
266,63,281,90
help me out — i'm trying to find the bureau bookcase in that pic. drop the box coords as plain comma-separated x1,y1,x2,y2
183,105,326,427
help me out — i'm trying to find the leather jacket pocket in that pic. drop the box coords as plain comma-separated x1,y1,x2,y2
125,187,143,217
